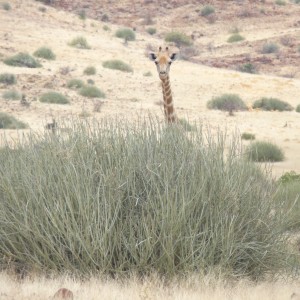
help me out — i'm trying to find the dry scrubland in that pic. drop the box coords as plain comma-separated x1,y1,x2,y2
1,0,300,299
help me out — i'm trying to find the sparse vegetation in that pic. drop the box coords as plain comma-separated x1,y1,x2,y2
83,66,96,75
246,141,284,162
146,27,156,35
78,9,86,20
102,59,133,73
241,132,256,140
1,2,11,10
40,91,70,104
165,31,193,47
180,46,199,60
115,28,136,42
0,112,27,129
227,33,245,43
238,63,257,74
103,25,110,31
178,118,196,131
87,79,95,85
69,36,91,49
79,86,105,98
296,104,300,113
143,71,152,77
201,5,215,16
67,79,85,90
207,94,247,114
4,53,42,68
275,0,286,5
33,47,56,60
2,89,21,100
0,73,16,85
261,42,279,54
252,97,293,111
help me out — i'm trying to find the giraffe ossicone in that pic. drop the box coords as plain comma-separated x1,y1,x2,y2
149,46,178,123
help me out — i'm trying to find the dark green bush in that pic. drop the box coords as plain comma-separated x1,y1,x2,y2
146,27,157,35
207,94,247,113
33,47,56,60
4,53,42,68
102,60,133,73
115,28,136,41
0,112,27,129
79,86,105,98
246,141,284,162
241,132,255,140
0,73,16,85
2,89,21,100
165,31,192,47
252,98,293,111
67,79,85,90
40,92,70,104
83,66,96,75
261,42,279,54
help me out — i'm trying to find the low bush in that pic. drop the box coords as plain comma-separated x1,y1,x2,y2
0,112,27,129
2,89,21,100
227,33,245,43
4,53,42,68
241,132,255,140
252,98,293,111
201,5,215,16
79,86,105,98
78,9,86,20
102,59,133,73
275,0,286,5
1,2,11,10
83,66,96,75
261,42,279,54
143,71,152,77
295,104,300,113
238,63,257,74
0,73,16,85
103,25,110,31
40,91,70,104
69,36,91,49
165,31,192,47
146,27,156,35
33,47,56,60
115,28,136,41
246,141,284,162
67,79,85,90
207,94,247,114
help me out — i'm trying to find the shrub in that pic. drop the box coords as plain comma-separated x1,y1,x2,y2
78,9,86,20
241,132,255,140
165,31,192,47
0,120,293,278
40,92,70,104
4,53,42,68
0,73,16,85
146,27,156,35
83,66,96,75
296,104,300,113
261,42,279,54
143,71,152,77
275,0,286,5
180,46,199,60
102,59,133,73
79,86,105,98
246,141,284,162
0,112,27,129
178,118,196,131
279,171,300,184
2,89,21,100
87,79,95,85
252,97,293,111
115,28,136,41
103,25,110,31
207,94,247,114
69,36,91,49
1,2,11,10
33,47,56,60
227,33,245,43
238,63,257,74
67,79,85,90
295,0,300,3
201,5,215,16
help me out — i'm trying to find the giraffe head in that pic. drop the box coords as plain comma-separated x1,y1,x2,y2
149,46,177,79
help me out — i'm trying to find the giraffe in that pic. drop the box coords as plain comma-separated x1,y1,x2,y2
149,46,177,123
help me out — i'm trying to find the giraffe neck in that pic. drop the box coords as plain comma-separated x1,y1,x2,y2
161,76,176,123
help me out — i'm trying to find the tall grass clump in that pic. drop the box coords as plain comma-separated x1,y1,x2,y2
115,28,136,42
0,112,27,129
40,91,70,104
0,73,16,85
253,97,293,111
102,59,133,73
79,86,105,98
0,119,293,278
246,141,284,162
165,31,193,47
4,53,41,68
33,47,56,60
69,36,91,49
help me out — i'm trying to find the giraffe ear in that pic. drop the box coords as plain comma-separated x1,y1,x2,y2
170,53,177,61
149,53,157,61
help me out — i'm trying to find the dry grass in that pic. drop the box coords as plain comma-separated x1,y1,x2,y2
0,273,299,300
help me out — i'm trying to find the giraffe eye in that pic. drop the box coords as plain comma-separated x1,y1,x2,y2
155,61,158,65
168,61,172,65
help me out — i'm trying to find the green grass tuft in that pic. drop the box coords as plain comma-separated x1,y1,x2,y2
79,86,105,98
2,89,21,100
252,97,293,111
40,92,70,104
146,27,157,35
4,53,42,68
246,141,284,162
0,73,16,85
165,31,193,47
102,59,133,73
69,36,91,49
83,66,96,75
0,112,27,129
227,33,245,43
33,47,56,60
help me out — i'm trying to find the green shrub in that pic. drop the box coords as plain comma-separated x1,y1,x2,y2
2,89,21,100
261,42,279,54
296,104,300,113
252,98,293,111
78,9,86,20
275,0,286,5
83,66,96,75
69,36,91,49
67,79,85,90
246,141,284,162
115,28,136,41
79,86,105,98
0,112,27,129
40,91,70,104
102,59,133,73
207,94,247,114
4,53,42,68
103,25,110,31
238,63,257,74
143,71,152,77
295,0,300,3
1,2,11,10
146,27,156,35
87,79,94,85
0,73,16,85
33,47,56,60
241,132,255,140
227,33,245,43
279,171,300,184
165,31,193,47
201,5,215,16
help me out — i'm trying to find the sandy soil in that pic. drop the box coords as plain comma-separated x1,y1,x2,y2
0,0,300,179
